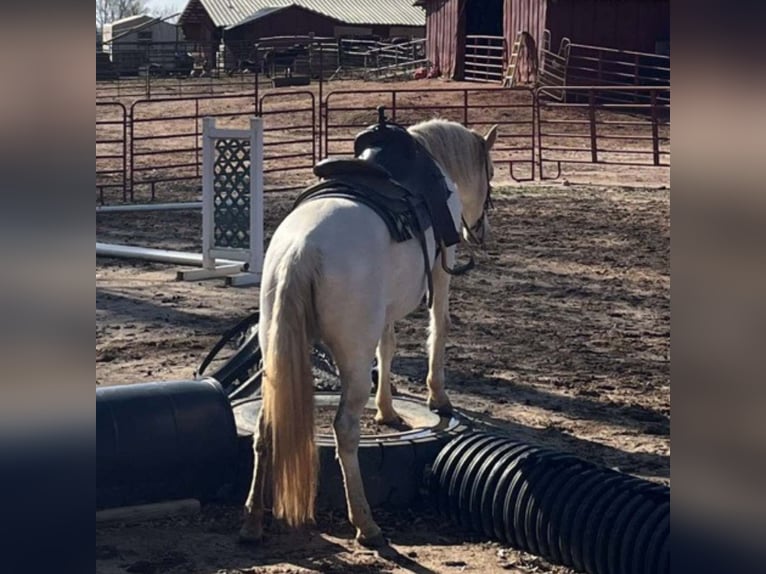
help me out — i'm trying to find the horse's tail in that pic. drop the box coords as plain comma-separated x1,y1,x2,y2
262,245,320,527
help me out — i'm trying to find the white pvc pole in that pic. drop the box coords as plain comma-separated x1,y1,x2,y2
249,116,264,278
201,116,215,271
96,242,241,267
96,202,202,213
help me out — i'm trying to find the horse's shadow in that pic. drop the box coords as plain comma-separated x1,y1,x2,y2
375,543,441,574
389,358,669,479
454,402,669,479
236,519,444,574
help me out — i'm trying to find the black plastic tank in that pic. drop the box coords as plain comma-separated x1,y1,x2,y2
97,379,239,509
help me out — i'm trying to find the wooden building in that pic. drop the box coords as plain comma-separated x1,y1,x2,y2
417,0,669,81
179,0,425,69
102,14,186,76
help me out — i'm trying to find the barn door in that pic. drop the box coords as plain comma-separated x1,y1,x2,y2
463,0,505,83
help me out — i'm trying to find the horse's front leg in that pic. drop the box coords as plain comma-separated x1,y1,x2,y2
334,365,384,546
374,322,400,424
426,257,453,414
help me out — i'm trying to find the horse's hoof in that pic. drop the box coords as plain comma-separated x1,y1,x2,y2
427,394,453,415
238,523,263,545
374,410,401,426
356,529,386,548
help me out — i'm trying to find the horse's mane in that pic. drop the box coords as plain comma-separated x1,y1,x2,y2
408,119,486,192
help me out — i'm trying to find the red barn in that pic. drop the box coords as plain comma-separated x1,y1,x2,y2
416,0,669,82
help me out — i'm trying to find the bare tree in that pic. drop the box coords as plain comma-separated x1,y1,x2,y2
149,3,181,22
96,0,148,29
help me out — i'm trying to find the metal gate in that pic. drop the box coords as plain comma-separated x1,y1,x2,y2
464,36,506,83
129,94,258,201
259,91,316,190
96,102,127,202
536,85,670,179
323,87,536,182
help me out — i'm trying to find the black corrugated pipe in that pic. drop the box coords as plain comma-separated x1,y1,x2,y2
428,431,669,574
97,379,241,509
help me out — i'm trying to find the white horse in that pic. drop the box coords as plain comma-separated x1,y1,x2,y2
240,118,498,546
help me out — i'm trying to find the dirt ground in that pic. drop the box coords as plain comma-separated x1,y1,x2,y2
96,176,669,573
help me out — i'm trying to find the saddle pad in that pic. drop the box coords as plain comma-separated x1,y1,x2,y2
294,176,431,244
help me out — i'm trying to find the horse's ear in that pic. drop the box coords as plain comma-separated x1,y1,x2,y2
484,124,499,150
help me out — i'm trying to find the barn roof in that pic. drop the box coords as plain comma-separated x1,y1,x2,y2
225,6,297,30
184,0,425,29
108,14,155,27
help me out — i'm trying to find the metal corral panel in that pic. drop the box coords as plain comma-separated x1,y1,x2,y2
191,0,425,28
424,0,463,79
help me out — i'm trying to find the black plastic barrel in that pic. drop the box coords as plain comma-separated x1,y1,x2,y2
97,379,239,509
429,431,669,574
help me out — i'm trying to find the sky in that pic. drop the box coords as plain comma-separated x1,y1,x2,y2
145,0,188,17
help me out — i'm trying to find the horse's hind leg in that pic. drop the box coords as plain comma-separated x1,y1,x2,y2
239,409,270,543
333,360,384,546
374,322,400,425
426,263,454,414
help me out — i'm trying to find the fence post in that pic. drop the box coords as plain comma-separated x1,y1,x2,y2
254,44,259,104
195,99,200,177
310,93,317,164
650,90,660,166
536,89,545,180
129,105,135,202
201,116,214,271
391,91,397,121
145,44,151,99
588,90,598,163
121,105,127,201
318,42,324,157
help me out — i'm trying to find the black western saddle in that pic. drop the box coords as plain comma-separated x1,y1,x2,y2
294,107,468,307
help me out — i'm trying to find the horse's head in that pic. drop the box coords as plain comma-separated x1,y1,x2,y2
409,119,497,249
409,119,498,248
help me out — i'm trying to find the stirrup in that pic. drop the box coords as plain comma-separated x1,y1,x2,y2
439,240,475,276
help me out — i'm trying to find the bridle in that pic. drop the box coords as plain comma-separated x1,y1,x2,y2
460,150,493,247
440,143,494,276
